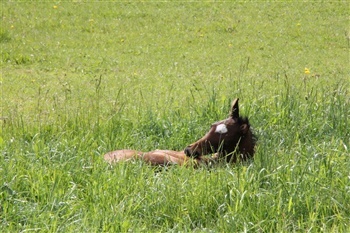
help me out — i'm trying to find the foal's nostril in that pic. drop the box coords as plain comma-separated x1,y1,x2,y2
184,147,192,157
185,147,200,157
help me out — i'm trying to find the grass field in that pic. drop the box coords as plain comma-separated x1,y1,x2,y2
1,2,349,232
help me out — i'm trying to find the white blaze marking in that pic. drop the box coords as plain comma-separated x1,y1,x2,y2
215,124,228,134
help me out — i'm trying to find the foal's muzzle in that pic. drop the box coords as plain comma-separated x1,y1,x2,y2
184,147,200,158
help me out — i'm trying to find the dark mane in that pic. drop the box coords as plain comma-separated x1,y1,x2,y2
237,116,249,125
238,116,257,159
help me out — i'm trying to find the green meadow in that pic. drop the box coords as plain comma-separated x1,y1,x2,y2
1,2,349,232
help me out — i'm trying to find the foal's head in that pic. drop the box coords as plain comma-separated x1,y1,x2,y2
184,98,256,163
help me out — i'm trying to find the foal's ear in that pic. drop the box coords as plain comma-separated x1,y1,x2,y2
230,98,239,118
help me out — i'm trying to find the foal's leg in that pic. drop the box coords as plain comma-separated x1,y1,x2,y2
104,150,143,164
143,150,188,166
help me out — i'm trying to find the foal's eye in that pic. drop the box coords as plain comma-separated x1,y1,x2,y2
215,124,228,134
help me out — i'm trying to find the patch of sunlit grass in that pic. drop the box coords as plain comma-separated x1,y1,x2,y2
1,2,349,232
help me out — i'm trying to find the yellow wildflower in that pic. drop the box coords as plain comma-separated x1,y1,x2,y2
304,68,310,75
53,5,58,9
